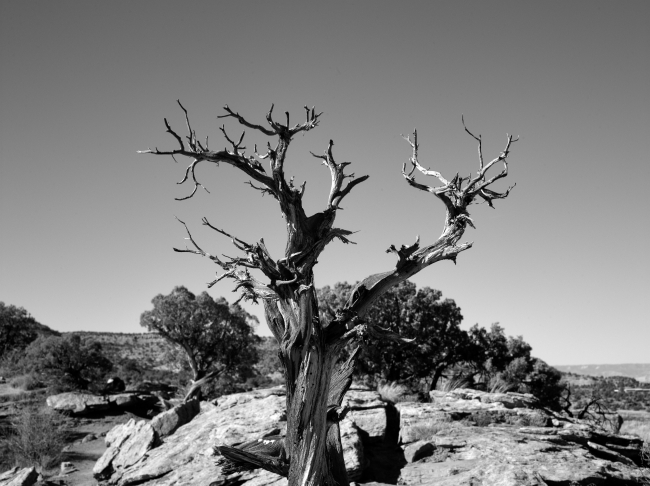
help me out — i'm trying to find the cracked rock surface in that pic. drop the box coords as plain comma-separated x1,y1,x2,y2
91,387,649,486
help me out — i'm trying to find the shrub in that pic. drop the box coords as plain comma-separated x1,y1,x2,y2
25,334,113,390
0,406,70,470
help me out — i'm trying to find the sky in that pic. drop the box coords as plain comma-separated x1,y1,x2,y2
1,1,648,367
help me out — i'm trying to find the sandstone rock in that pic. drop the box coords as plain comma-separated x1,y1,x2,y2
46,391,161,416
46,392,110,414
93,418,156,480
395,402,453,444
94,388,366,486
81,433,98,443
403,440,435,463
340,418,364,480
398,425,648,486
59,462,77,474
150,398,200,438
343,389,387,441
92,387,648,486
0,467,38,486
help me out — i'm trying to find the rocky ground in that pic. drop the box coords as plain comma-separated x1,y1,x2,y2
2,387,650,485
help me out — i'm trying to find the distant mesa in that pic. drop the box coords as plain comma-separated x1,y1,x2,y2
555,363,650,383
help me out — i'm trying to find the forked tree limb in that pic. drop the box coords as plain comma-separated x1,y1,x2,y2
326,121,517,345
140,103,367,284
311,140,369,210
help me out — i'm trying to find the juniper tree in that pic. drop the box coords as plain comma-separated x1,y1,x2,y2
140,102,517,486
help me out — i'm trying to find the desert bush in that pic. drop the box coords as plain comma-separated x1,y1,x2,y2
140,286,260,400
25,334,113,390
0,405,70,470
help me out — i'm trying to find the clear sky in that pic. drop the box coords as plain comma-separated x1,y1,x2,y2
1,1,648,366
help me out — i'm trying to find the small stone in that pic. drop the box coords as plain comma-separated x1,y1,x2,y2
60,462,77,475
403,440,435,463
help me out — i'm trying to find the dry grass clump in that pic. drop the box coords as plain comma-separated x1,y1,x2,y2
404,419,458,441
377,382,409,404
437,373,471,392
9,374,44,391
620,419,650,442
0,405,70,470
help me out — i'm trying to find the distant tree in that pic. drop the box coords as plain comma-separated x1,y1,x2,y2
319,281,469,391
466,324,565,407
0,303,40,359
525,358,565,410
25,334,113,390
255,336,283,378
140,286,260,399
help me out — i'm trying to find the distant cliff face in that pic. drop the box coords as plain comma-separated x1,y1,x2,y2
64,331,176,371
555,363,650,383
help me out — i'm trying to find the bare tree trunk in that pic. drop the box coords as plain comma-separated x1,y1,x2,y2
428,366,446,393
142,103,516,486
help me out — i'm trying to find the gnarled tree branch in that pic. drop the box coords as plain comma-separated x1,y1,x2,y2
326,121,517,345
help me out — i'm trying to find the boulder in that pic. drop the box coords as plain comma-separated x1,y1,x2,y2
46,391,161,416
150,398,200,438
343,389,387,441
46,392,110,414
59,462,77,475
105,376,126,393
0,467,38,486
93,418,157,480
403,440,435,463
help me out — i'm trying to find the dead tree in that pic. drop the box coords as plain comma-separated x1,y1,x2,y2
139,102,517,486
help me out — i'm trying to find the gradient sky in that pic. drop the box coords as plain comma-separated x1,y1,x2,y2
1,1,648,366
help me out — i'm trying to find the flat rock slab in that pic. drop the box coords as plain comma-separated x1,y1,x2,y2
46,392,160,416
47,392,110,414
398,425,648,485
95,388,364,486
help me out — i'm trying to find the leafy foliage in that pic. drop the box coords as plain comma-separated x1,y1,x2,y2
319,281,565,409
0,302,47,359
140,286,260,397
23,334,113,390
319,281,469,390
467,323,565,409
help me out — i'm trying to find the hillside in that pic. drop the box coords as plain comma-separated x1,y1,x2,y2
555,363,650,383
65,331,175,371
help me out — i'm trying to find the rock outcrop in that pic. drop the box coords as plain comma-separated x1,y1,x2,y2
0,467,38,486
396,389,647,485
93,387,649,486
93,387,369,485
